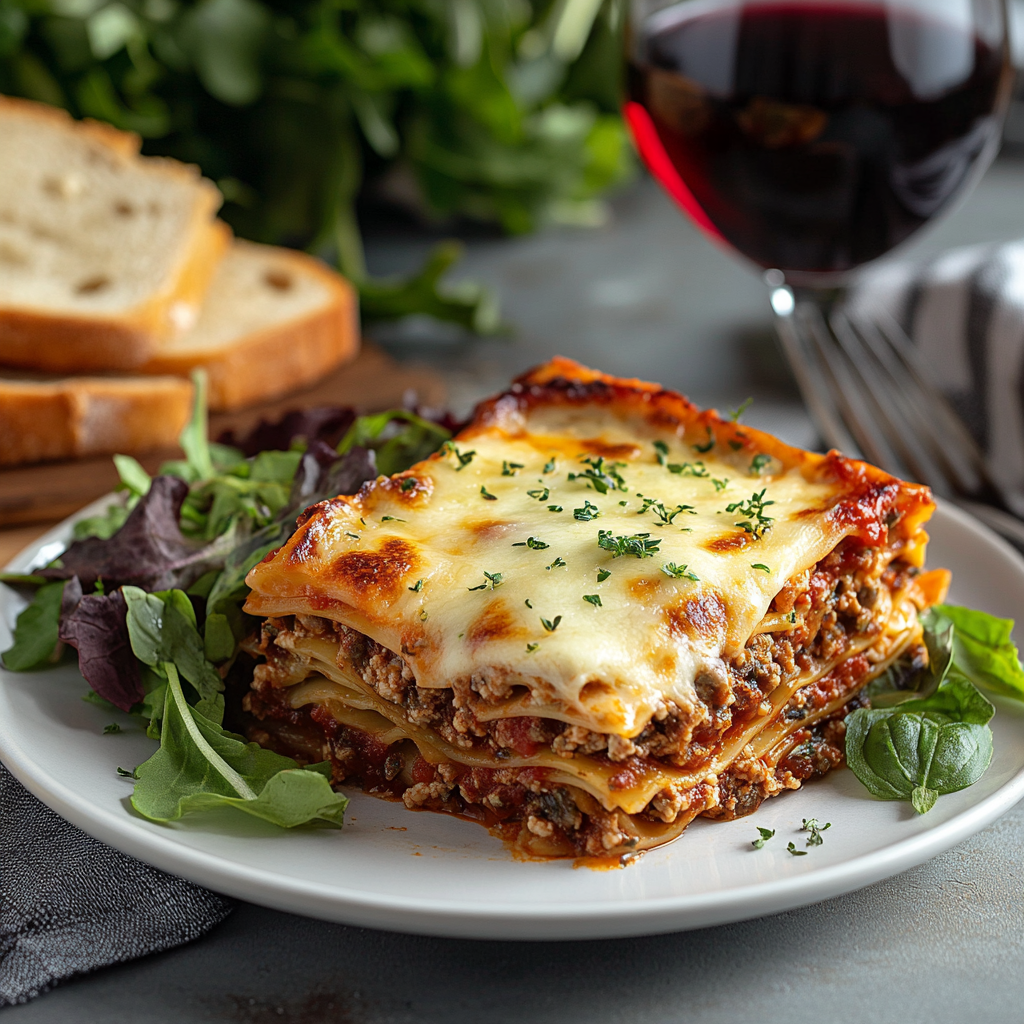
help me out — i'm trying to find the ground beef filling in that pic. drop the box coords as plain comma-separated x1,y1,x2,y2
250,537,909,771
243,537,914,856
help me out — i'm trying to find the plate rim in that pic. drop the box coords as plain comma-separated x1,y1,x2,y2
3,497,1024,940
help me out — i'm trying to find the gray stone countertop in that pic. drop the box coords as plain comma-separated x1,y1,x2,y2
11,159,1024,1023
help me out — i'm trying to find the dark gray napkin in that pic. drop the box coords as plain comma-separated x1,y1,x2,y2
0,762,232,1006
853,241,1024,516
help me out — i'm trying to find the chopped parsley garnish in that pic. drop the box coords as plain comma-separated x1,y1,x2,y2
381,516,406,522
653,440,669,465
668,460,709,478
442,441,476,470
693,428,715,453
525,599,533,608
345,532,360,540
103,723,122,735
787,842,808,857
726,489,775,539
618,500,628,507
540,615,562,632
751,827,774,850
583,594,602,607
409,579,425,592
662,562,699,581
543,458,556,474
729,397,753,421
400,478,417,492
480,486,498,501
573,500,600,521
527,485,550,501
512,536,550,550
502,460,524,476
598,531,661,559
712,477,729,492
729,440,743,451
597,569,611,582
751,563,771,574
116,766,135,778
788,610,797,623
750,453,772,475
801,818,831,847
548,505,564,513
468,571,504,591
526,643,540,653
546,557,567,571
568,456,628,494
651,502,696,526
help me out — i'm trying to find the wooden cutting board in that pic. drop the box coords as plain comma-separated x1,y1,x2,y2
0,344,446,529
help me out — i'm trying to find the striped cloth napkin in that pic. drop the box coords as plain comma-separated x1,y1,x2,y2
853,241,1024,518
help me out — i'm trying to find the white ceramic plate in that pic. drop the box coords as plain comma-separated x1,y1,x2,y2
2,500,1024,940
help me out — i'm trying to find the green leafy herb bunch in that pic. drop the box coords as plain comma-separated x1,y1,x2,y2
0,0,634,329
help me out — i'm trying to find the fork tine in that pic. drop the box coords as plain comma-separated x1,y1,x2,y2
846,308,989,495
829,309,956,495
795,300,906,471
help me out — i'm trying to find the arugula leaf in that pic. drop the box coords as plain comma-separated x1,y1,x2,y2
131,663,346,828
337,410,451,477
175,370,215,483
123,586,224,722
1,580,65,670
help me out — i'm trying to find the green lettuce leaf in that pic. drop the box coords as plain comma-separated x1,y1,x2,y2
1,580,65,671
922,604,1024,700
131,663,346,828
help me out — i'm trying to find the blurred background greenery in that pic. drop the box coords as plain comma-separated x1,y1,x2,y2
0,0,635,330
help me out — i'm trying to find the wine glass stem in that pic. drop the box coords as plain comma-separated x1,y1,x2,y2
765,273,861,457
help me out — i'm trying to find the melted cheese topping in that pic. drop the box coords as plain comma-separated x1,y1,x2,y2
246,358,934,739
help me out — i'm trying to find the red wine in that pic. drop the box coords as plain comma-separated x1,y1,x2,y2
627,1,1010,275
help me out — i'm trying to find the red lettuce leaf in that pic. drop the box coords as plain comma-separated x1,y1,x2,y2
58,581,143,712
39,476,225,593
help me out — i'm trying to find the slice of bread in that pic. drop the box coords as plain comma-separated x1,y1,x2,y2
0,375,193,466
0,95,229,372
137,239,360,411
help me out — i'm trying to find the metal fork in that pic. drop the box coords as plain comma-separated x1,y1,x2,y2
769,279,1024,550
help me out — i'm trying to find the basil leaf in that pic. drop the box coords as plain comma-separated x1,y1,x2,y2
923,604,1024,700
1,581,65,670
131,663,346,828
845,706,993,811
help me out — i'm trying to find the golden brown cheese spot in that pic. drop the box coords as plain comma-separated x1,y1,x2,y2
329,538,420,601
666,592,728,645
628,576,664,604
466,598,523,648
577,439,643,460
376,474,434,505
705,532,754,553
288,500,347,563
470,519,518,540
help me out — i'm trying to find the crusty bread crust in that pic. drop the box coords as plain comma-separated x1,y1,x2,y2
139,244,360,411
0,219,232,373
0,95,228,372
0,375,193,466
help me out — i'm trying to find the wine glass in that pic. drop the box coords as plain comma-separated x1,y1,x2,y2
625,0,1014,452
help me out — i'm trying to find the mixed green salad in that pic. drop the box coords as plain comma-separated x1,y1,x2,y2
1,373,451,828
2,375,1024,833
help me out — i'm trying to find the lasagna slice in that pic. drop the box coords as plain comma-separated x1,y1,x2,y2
242,358,948,860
